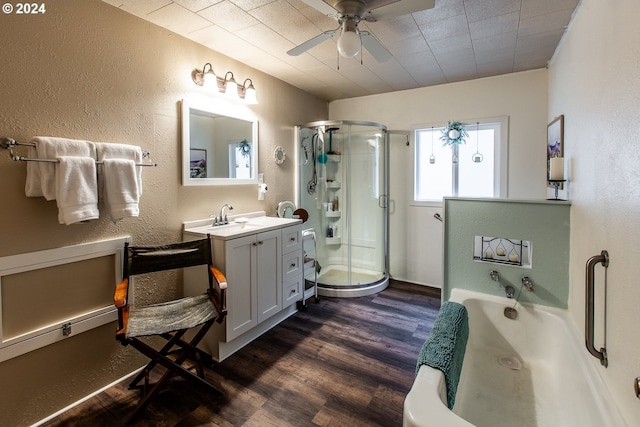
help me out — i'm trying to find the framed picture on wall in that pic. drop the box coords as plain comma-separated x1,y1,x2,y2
190,148,207,178
547,115,564,188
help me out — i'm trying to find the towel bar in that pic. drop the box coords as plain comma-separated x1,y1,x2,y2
1,137,157,167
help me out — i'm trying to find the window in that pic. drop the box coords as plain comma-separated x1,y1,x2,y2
413,117,508,204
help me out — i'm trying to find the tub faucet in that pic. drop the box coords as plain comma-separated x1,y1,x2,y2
491,270,515,298
219,204,233,225
504,285,516,299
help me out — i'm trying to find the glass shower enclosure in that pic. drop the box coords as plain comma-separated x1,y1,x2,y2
295,120,389,297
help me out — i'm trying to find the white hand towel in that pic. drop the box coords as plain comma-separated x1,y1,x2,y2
103,158,140,222
95,142,143,197
55,156,99,225
32,137,96,201
25,146,43,197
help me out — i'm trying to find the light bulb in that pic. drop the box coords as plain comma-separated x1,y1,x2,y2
223,72,238,99
337,29,360,58
244,86,257,104
225,80,238,98
203,71,216,88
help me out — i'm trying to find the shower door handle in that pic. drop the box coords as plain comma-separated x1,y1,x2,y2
378,195,388,208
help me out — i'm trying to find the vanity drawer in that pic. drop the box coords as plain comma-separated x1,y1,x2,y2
282,250,302,283
282,225,302,254
283,276,302,308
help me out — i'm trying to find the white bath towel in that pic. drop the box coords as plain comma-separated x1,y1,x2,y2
29,137,96,200
95,142,143,197
55,156,99,225
102,158,140,222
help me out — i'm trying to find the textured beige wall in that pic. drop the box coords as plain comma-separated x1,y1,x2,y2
0,1,326,425
549,0,640,423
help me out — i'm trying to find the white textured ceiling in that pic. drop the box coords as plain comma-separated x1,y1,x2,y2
102,0,580,101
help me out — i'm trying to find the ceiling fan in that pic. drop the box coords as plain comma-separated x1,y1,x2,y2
288,0,436,61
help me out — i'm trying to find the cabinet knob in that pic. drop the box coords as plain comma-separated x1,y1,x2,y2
290,237,296,242
290,263,296,268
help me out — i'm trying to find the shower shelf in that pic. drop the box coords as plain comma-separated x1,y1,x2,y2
326,181,341,189
325,211,341,218
326,237,341,245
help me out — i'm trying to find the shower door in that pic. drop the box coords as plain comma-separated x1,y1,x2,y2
297,121,388,297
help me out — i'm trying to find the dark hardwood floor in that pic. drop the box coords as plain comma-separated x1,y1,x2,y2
42,283,440,427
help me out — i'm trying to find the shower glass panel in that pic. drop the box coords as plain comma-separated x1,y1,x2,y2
296,120,388,298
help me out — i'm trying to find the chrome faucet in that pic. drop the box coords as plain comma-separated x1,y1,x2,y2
489,270,500,282
490,270,515,298
522,276,534,292
504,285,516,299
219,204,233,225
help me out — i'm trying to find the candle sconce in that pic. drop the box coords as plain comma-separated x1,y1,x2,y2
474,236,532,268
548,179,567,200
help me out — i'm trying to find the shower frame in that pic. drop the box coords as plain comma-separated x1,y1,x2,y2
295,120,390,297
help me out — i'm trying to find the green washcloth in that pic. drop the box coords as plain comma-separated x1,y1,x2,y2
415,301,469,409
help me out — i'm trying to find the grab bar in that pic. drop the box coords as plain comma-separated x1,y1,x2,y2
585,250,609,367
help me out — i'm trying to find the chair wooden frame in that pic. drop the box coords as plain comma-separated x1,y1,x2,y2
113,236,227,424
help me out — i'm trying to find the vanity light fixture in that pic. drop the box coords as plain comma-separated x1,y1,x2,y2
191,64,257,103
191,63,216,88
239,79,258,104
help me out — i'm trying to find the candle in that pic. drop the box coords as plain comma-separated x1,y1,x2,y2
549,157,564,180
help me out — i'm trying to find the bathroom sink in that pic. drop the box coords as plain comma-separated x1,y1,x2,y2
184,222,262,239
183,212,301,240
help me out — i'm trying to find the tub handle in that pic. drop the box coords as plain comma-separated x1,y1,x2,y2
585,250,609,367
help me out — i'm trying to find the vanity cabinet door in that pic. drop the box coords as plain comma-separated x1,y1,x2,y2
225,234,258,340
256,229,282,323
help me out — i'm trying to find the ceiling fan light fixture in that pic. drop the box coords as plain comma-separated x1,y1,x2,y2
337,20,360,58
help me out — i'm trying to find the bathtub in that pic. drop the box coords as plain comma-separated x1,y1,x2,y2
403,288,626,427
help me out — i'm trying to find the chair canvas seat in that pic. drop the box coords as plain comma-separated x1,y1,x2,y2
126,294,218,338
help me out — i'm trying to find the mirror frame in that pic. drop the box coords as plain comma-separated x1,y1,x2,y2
181,99,259,186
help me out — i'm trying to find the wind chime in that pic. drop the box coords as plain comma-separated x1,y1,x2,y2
472,122,483,163
429,126,436,164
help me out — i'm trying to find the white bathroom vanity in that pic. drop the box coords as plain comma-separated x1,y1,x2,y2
183,212,303,361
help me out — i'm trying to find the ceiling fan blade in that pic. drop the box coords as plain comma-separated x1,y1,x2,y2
287,30,337,56
297,0,338,16
366,0,435,21
360,31,392,62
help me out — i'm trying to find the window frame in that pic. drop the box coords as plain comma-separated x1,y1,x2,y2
411,116,509,207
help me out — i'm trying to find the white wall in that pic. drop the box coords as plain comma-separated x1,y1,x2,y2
549,0,640,422
330,70,548,287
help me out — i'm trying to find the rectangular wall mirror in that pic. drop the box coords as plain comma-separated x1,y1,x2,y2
181,99,259,186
